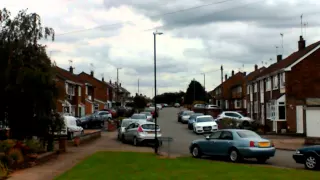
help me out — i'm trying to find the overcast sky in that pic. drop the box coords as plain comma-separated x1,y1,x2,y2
3,0,320,98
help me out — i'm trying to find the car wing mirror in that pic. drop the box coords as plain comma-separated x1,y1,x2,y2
205,135,210,140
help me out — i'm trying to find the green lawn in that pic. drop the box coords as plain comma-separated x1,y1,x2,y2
55,151,319,180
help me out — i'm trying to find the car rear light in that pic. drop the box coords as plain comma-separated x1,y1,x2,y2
249,141,255,147
271,142,275,147
137,126,143,132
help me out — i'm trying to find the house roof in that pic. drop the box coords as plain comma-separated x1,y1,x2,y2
55,66,83,84
254,40,320,81
78,72,107,88
246,67,266,83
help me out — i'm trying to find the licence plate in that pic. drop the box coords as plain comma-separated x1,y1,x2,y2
147,132,154,134
258,142,270,147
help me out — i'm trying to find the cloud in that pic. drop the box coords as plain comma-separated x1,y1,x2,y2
3,0,320,98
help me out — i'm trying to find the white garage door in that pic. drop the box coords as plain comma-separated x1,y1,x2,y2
306,107,320,138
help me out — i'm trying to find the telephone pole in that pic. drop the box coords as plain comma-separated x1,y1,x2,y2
116,68,122,103
220,65,224,110
193,78,196,103
201,73,206,91
138,78,140,94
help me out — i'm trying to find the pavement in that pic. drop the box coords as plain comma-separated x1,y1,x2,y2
157,107,306,169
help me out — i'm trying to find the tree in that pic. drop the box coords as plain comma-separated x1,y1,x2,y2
0,8,63,142
153,91,185,105
133,93,147,109
184,80,206,104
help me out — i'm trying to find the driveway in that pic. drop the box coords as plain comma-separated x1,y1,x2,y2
157,107,305,169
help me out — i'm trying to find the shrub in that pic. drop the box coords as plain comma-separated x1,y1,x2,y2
24,139,42,154
216,118,240,129
0,161,8,178
0,139,16,154
8,148,24,164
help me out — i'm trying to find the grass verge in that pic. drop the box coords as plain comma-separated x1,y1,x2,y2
55,151,319,180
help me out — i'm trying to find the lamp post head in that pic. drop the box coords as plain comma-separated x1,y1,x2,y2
153,31,163,35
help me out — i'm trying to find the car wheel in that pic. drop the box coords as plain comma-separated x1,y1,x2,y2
191,145,202,158
242,121,249,127
84,124,88,129
81,130,84,135
229,148,241,162
305,155,318,170
133,137,139,146
256,157,268,164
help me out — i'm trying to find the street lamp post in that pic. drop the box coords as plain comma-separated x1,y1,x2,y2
153,31,163,154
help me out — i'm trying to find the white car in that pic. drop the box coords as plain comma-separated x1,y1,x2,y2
193,115,218,134
216,111,254,126
205,104,219,109
130,114,148,121
139,112,153,122
179,110,194,123
156,104,162,110
64,116,84,139
194,104,205,108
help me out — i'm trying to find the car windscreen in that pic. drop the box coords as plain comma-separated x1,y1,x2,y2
236,131,261,138
141,124,159,130
131,114,147,119
140,112,151,115
183,111,194,115
144,109,152,112
121,120,132,127
196,117,214,122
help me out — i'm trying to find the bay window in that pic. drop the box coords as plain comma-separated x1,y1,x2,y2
247,102,250,113
254,83,258,93
254,101,258,113
247,85,250,94
266,102,271,119
266,78,271,91
273,75,278,90
280,73,285,88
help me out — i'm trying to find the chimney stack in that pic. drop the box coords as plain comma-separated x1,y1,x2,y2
120,83,121,87
90,71,94,77
231,70,234,76
109,80,112,84
243,72,247,76
298,36,306,51
225,74,228,81
102,77,104,82
69,66,73,74
254,64,258,71
277,54,282,62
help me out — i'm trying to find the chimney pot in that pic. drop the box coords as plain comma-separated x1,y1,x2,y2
102,77,104,82
225,74,228,81
69,66,73,73
298,36,306,51
254,64,258,71
277,54,282,62
243,72,247,76
90,71,94,77
231,70,234,76
109,80,111,84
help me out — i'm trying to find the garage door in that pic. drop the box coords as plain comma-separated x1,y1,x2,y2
306,107,320,138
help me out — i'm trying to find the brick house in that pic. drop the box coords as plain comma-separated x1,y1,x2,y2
55,66,95,117
245,65,266,122
110,82,130,106
213,70,247,113
247,36,320,135
78,71,111,110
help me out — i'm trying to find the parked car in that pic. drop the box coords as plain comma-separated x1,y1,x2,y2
293,145,320,170
178,110,194,123
63,116,84,139
156,104,162,110
188,113,204,130
101,108,117,118
122,121,162,146
174,103,180,108
140,112,153,122
145,107,158,118
131,113,148,121
94,111,112,120
117,118,132,140
192,115,218,134
162,104,168,107
205,104,219,109
193,104,205,109
189,129,276,163
78,114,104,129
216,111,254,126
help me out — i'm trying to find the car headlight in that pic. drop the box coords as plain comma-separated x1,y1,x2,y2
295,150,300,154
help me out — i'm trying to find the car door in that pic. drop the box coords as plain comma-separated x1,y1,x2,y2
202,131,222,155
124,123,135,141
214,131,234,156
127,123,139,141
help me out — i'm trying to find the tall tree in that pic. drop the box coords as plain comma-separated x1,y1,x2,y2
184,80,206,104
133,93,147,109
153,91,185,105
0,8,62,140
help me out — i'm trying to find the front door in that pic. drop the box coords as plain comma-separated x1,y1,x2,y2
296,105,304,134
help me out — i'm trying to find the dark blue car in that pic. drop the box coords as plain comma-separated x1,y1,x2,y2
293,145,320,170
188,113,204,129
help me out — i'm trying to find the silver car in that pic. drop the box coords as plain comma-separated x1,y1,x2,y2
117,119,132,140
122,121,162,146
131,113,148,121
140,112,153,122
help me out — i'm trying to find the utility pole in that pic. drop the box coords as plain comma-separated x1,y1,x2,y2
116,68,121,104
202,73,206,91
220,65,224,110
193,78,195,103
138,78,140,94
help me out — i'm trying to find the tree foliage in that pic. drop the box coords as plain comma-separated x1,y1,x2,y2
0,8,62,140
184,80,207,104
153,91,185,105
133,93,147,109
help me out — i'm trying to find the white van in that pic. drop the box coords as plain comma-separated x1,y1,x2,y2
63,116,84,139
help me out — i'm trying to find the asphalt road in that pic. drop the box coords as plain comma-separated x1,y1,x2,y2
157,107,304,169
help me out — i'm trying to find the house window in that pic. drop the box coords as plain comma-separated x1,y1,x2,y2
247,85,250,94
260,81,264,92
85,86,88,95
254,83,258,93
238,86,242,93
78,86,81,96
243,99,246,109
260,91,264,103
235,100,242,109
270,100,277,120
280,73,285,88
254,101,258,113
67,84,75,95
266,78,271,91
266,102,271,119
247,102,250,113
225,100,228,109
94,103,99,112
278,102,286,120
273,75,278,90
216,100,220,107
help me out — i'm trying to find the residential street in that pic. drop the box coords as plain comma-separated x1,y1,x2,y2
157,107,304,169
